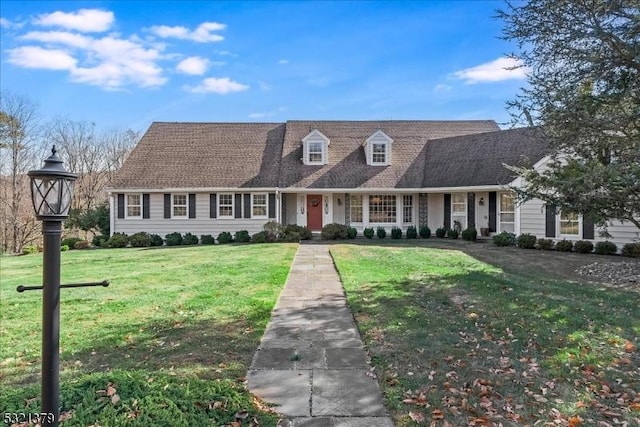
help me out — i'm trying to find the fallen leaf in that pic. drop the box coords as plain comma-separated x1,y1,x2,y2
409,411,425,422
624,340,636,353
111,394,120,405
106,385,117,397
234,411,249,420
568,415,583,426
431,408,444,420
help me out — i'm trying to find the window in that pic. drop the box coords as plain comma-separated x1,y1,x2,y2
252,194,267,217
126,194,141,218
451,193,466,230
369,195,396,223
172,194,188,218
403,195,413,223
559,211,579,235
372,143,387,164
302,130,330,165
218,193,233,218
308,141,323,163
350,194,363,222
499,192,515,233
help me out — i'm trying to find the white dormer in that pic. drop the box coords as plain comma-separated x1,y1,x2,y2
301,129,330,165
364,130,393,166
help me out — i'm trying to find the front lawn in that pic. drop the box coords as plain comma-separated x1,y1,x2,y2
0,244,297,426
331,244,640,426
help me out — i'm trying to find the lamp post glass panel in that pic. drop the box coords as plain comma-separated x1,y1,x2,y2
27,146,77,427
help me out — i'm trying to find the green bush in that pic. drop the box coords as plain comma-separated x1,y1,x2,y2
621,242,640,258
281,225,312,240
363,227,374,239
107,233,129,248
21,245,39,255
594,241,617,255
129,232,151,248
165,232,183,246
321,223,349,240
419,226,431,238
182,233,199,245
60,244,69,252
234,230,251,243
391,227,402,239
447,229,459,239
376,227,387,239
92,234,108,247
406,226,417,239
555,239,573,252
516,233,537,249
493,231,516,247
200,234,215,245
74,240,91,249
251,231,275,243
574,240,594,254
461,228,477,241
347,227,357,239
61,237,82,250
217,232,233,244
435,227,447,238
150,234,164,247
536,238,554,250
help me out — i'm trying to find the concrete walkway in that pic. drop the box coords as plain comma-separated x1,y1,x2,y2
247,244,393,427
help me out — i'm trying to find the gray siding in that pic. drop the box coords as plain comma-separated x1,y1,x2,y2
519,198,546,237
427,193,444,230
332,193,346,224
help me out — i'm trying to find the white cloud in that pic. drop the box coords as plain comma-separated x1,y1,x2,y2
186,77,249,94
1,17,25,29
33,9,114,33
149,22,225,43
433,83,452,92
176,56,209,75
278,59,289,65
21,31,92,48
8,46,77,70
248,106,287,119
453,57,528,84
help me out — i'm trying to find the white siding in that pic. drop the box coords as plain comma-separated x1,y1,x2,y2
475,191,490,230
519,198,546,237
428,193,444,230
333,193,345,224
284,193,298,225
595,221,640,246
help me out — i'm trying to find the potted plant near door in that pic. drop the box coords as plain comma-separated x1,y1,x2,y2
480,225,490,237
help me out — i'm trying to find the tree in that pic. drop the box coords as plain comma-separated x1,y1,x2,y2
499,0,640,231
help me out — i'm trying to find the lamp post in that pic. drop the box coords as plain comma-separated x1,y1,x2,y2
28,146,77,427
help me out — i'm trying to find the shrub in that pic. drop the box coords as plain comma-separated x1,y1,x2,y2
321,223,349,240
435,227,447,238
376,227,387,239
129,232,151,248
347,227,358,239
22,245,39,255
447,229,459,239
621,242,640,258
200,234,215,245
107,232,129,248
251,231,276,243
406,226,417,239
150,234,164,247
461,228,477,241
574,240,594,254
516,233,537,249
493,231,516,247
217,231,233,244
165,232,183,246
262,221,281,241
92,234,109,247
594,241,617,255
74,240,91,249
536,238,554,250
234,230,251,243
555,239,573,252
182,232,199,245
282,225,312,240
363,227,374,239
61,237,82,250
60,245,69,252
391,227,403,239
419,226,431,238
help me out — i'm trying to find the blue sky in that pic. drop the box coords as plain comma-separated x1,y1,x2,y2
0,1,527,132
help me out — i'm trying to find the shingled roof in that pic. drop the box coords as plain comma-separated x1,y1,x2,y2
278,120,500,189
423,127,548,187
110,122,285,189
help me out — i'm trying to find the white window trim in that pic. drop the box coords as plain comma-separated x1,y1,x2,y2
498,192,515,233
306,141,326,165
218,193,234,219
125,193,142,219
350,194,364,224
402,194,413,224
301,129,330,165
172,193,188,219
558,210,582,238
368,194,398,224
451,193,467,230
251,193,268,219
371,142,388,165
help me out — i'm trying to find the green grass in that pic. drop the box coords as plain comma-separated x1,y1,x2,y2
330,244,640,426
0,244,297,426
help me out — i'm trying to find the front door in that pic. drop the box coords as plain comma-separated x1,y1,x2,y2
307,194,323,231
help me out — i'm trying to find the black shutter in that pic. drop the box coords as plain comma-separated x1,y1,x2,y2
444,193,451,229
488,191,497,232
234,194,242,219
545,204,556,237
467,192,475,229
268,193,276,219
244,194,251,219
164,194,171,218
143,194,150,219
210,194,217,218
188,194,196,218
117,194,125,219
582,215,595,239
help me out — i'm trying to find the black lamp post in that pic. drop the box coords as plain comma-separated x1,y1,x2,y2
28,146,77,427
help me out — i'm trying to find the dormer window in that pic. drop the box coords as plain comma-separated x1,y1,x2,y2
364,130,393,166
301,129,330,165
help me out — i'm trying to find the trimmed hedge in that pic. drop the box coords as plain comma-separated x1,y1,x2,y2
376,227,387,239
446,229,459,239
516,233,536,249
406,226,418,239
419,226,431,238
594,241,617,255
574,240,594,254
621,242,640,258
183,233,199,245
461,228,477,241
536,238,554,250
391,227,402,239
321,223,349,240
555,239,573,252
150,234,164,247
493,231,516,247
200,234,215,245
234,230,251,243
217,232,233,244
251,230,276,243
435,227,447,238
108,233,129,248
363,227,374,239
165,232,183,246
347,227,357,239
129,232,151,247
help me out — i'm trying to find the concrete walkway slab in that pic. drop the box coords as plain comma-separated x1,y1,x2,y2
247,244,392,425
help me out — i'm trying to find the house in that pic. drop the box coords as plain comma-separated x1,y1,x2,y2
108,120,639,246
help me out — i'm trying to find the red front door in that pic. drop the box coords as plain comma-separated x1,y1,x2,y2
307,194,323,231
